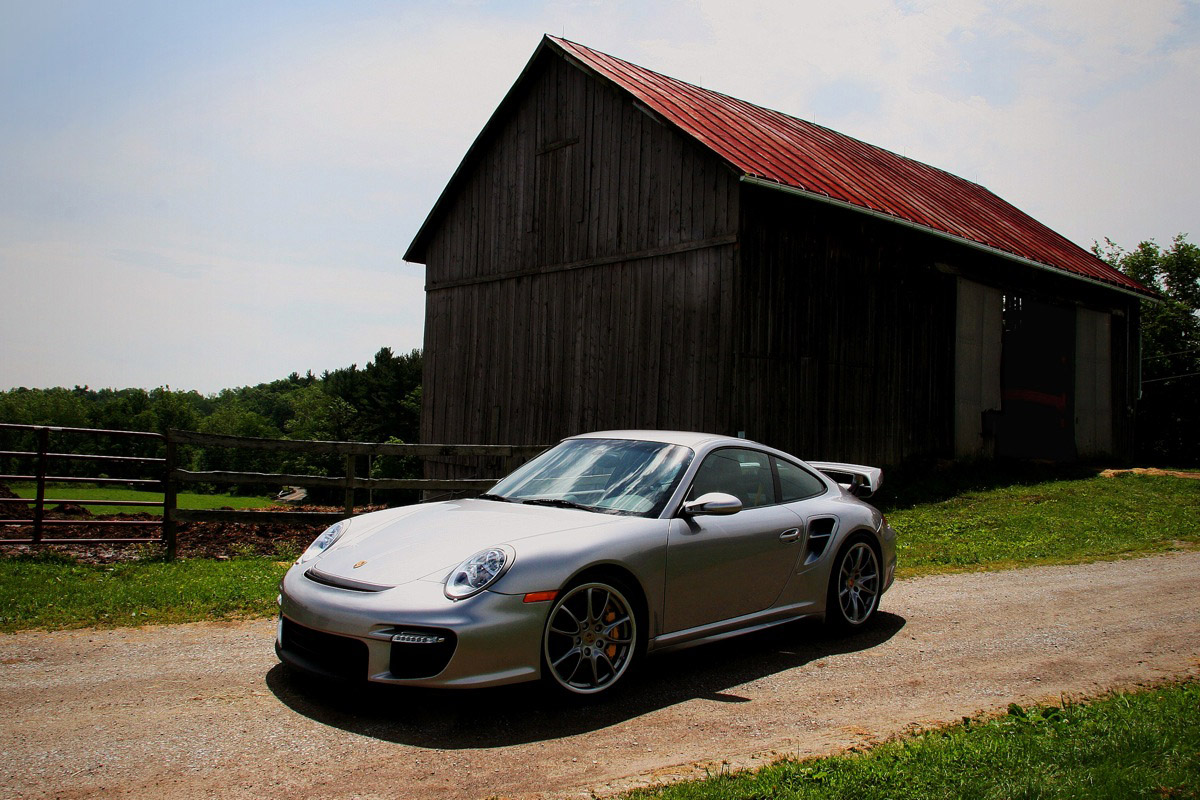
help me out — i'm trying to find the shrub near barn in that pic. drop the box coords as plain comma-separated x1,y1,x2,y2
1095,234,1200,464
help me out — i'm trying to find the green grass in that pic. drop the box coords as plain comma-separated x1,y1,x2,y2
626,683,1200,800
885,472,1200,579
0,550,291,632
7,483,274,516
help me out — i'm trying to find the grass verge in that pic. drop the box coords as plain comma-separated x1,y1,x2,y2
885,472,1200,579
7,484,274,516
626,683,1200,800
0,550,290,632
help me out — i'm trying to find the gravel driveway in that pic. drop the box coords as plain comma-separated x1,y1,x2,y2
3,552,1198,800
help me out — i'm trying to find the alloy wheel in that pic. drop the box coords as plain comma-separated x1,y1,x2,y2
837,541,880,625
543,582,637,694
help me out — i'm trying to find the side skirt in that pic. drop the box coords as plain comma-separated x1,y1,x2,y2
647,602,819,655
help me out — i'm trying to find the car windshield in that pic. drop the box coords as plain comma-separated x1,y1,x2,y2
487,438,693,517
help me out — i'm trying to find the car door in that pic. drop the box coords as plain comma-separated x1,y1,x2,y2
770,455,840,604
663,447,806,634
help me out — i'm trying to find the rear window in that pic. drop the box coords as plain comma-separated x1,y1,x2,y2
774,457,827,502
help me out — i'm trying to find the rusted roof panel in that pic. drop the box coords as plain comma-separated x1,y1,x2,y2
550,36,1149,297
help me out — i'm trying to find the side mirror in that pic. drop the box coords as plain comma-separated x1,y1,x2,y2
682,492,742,516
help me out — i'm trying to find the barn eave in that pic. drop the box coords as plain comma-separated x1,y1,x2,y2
739,176,1159,303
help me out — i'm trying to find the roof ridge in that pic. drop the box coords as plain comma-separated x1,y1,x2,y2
548,36,988,191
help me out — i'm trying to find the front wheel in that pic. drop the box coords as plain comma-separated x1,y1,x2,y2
826,537,881,630
542,580,639,695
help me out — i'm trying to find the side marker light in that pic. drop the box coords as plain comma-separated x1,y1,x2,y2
523,591,558,603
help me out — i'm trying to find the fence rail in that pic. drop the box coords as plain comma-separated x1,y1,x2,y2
168,429,540,458
0,423,547,559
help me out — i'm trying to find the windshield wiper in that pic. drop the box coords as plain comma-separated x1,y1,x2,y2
521,498,595,512
476,493,511,503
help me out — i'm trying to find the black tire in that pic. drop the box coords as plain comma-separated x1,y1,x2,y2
542,577,642,696
826,535,882,631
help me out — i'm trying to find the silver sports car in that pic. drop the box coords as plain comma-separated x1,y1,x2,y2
276,430,897,696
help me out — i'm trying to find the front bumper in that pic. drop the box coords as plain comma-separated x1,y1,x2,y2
276,564,547,688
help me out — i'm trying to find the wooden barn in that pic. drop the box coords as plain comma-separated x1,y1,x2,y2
403,36,1154,466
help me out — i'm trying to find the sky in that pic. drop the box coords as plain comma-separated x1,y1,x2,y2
2,0,1197,394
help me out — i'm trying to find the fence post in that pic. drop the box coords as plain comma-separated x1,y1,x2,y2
32,426,49,545
343,454,356,518
163,434,178,561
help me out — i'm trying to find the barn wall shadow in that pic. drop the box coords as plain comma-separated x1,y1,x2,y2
265,612,905,748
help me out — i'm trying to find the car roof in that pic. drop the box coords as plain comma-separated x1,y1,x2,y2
567,430,758,450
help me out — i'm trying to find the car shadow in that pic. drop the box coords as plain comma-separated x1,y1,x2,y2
264,611,906,748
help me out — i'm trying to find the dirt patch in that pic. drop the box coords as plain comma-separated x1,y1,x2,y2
50,503,92,517
0,483,33,519
0,510,336,562
0,481,360,562
1,553,1197,800
1099,467,1200,480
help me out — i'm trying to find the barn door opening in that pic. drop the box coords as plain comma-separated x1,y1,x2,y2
1075,308,1113,457
997,295,1077,460
954,278,1002,458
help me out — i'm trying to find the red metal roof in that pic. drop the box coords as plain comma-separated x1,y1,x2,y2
550,36,1150,297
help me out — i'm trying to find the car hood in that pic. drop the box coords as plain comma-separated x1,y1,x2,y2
307,499,621,587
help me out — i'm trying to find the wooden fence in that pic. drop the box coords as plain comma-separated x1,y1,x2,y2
0,424,547,560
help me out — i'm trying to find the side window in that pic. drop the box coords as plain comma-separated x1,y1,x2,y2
689,448,777,509
774,457,827,502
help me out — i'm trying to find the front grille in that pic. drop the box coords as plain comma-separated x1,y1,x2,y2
389,627,458,679
304,567,393,592
280,616,368,680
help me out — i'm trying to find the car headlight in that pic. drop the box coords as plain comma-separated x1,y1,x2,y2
444,545,515,600
297,520,349,564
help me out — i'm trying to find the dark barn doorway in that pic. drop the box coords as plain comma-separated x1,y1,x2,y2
998,296,1077,460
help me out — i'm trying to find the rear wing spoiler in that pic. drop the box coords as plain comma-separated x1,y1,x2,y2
808,461,883,498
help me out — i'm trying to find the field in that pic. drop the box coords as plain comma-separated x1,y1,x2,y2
7,483,274,516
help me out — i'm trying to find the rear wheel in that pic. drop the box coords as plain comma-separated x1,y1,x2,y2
826,536,881,630
542,579,639,695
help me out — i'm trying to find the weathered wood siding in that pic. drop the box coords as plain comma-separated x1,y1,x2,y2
735,186,958,464
418,49,1139,466
421,51,741,447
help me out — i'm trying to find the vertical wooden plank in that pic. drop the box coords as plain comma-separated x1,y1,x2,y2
671,132,685,245
343,454,356,517
32,426,48,545
617,94,635,252
680,142,695,242
163,435,178,560
610,85,626,253
582,71,596,259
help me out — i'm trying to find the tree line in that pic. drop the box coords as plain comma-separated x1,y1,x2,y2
1097,232,1199,465
0,347,423,497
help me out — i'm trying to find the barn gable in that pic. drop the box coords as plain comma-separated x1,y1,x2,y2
413,40,744,448
406,37,1150,465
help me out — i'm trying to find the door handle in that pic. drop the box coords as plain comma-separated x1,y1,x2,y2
779,528,800,542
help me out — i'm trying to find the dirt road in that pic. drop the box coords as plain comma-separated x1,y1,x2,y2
3,553,1198,800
